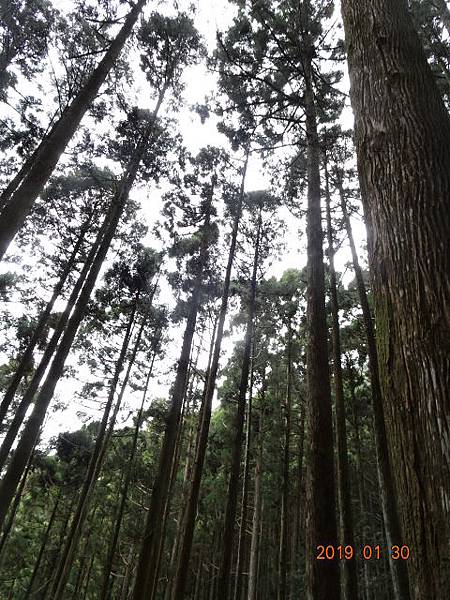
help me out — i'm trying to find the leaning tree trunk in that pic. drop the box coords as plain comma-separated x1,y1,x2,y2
132,182,215,600
0,129,149,530
324,164,358,600
338,184,410,599
0,0,147,260
50,297,141,599
303,37,340,600
217,206,262,600
340,2,450,596
171,155,248,600
0,214,92,428
0,212,108,469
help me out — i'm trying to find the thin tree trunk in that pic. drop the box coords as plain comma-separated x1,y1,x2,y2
324,163,358,600
0,0,147,260
132,180,215,600
50,297,140,599
0,212,109,469
248,410,263,600
338,185,411,599
303,35,340,599
347,360,370,600
100,351,158,600
171,154,248,600
278,326,292,600
24,488,62,599
433,0,450,37
234,343,255,600
340,1,450,595
0,217,91,428
288,400,305,600
217,206,262,600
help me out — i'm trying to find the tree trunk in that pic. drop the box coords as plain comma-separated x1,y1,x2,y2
100,350,158,600
289,400,305,600
340,1,450,596
217,206,261,600
132,180,215,600
0,212,108,468
338,185,411,600
278,326,292,600
0,0,147,260
0,449,34,563
248,410,263,600
303,41,340,599
171,154,248,600
24,488,62,599
234,342,255,600
50,297,140,599
324,163,359,600
0,216,91,428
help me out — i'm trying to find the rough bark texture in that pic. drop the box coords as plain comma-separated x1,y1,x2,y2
324,166,358,600
339,187,410,599
248,411,263,600
341,1,450,597
0,0,146,260
303,62,340,599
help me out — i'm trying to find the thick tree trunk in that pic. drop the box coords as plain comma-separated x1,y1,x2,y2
339,186,410,599
217,207,261,600
303,48,340,599
324,165,359,600
0,0,147,260
169,155,248,600
0,217,91,428
340,2,450,596
132,183,214,600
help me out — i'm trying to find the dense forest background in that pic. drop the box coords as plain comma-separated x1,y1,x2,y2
0,1,448,599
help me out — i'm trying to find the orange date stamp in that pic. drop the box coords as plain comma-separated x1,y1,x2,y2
316,544,410,561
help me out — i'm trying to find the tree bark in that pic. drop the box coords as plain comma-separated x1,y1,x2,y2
132,181,215,600
340,2,450,596
338,185,411,599
171,155,248,600
303,41,340,600
0,0,147,260
217,206,261,600
324,162,359,600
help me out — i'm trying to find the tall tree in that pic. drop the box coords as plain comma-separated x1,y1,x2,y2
340,0,450,596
